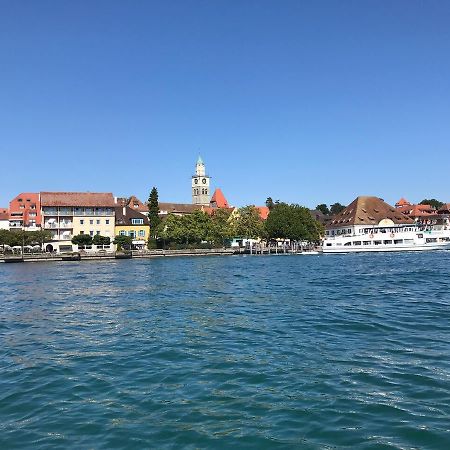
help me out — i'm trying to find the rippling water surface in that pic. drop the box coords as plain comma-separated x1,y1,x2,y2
1,253,450,449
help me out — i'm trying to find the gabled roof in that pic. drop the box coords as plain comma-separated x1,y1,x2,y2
328,196,414,228
40,192,115,207
395,197,410,207
115,206,150,226
210,188,230,208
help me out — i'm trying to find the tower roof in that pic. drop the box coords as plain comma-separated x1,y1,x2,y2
197,155,204,165
210,188,229,208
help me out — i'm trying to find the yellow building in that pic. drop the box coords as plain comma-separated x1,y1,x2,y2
115,206,150,249
41,192,116,252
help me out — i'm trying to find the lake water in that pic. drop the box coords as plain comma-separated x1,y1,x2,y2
1,253,449,449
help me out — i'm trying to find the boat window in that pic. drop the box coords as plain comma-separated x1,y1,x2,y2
426,238,437,243
363,241,370,245
374,240,382,245
383,240,393,244
394,240,403,244
326,243,332,246
353,241,361,245
344,242,351,246
404,239,414,243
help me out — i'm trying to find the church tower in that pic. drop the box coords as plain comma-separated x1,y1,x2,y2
192,156,211,205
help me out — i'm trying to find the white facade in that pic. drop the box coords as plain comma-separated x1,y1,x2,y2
192,156,211,206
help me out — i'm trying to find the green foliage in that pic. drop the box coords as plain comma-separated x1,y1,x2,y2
266,197,274,210
147,187,161,237
113,235,133,250
0,229,52,248
209,208,235,246
92,235,110,246
419,199,444,209
329,202,346,215
72,234,93,247
157,209,236,248
265,203,324,242
233,206,266,239
315,203,330,216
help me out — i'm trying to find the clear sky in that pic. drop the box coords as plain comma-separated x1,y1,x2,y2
1,1,450,209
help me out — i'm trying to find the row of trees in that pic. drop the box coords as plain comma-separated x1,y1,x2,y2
0,229,52,248
154,204,323,248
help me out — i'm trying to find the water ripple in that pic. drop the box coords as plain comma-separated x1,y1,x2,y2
1,253,450,448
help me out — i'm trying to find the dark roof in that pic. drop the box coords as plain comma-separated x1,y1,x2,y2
158,203,204,215
328,196,414,228
41,192,115,207
115,206,150,226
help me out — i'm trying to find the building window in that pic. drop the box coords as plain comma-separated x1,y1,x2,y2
18,198,22,202
131,218,143,225
96,219,100,224
106,219,109,225
80,219,84,225
80,231,84,235
119,230,126,236
90,231,94,236
129,231,136,238
89,219,94,225
96,231,100,235
139,230,145,237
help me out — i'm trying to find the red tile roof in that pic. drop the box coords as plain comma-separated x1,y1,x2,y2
0,208,9,220
328,196,414,228
256,206,270,220
210,188,230,208
395,197,410,207
40,192,115,207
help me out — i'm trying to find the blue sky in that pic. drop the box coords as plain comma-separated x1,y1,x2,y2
1,1,450,208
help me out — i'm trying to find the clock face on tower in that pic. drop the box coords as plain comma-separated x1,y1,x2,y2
194,179,198,184
202,178,207,184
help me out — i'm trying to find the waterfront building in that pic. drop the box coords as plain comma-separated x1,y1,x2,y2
115,205,150,249
0,208,9,230
41,192,116,252
325,196,415,237
8,193,41,230
192,156,211,206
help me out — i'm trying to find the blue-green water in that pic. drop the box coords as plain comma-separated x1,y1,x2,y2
1,253,450,449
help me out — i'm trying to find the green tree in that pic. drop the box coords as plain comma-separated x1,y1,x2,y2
234,206,266,239
28,230,52,249
208,208,235,246
330,202,346,215
266,203,324,243
266,197,274,210
92,235,111,246
147,187,161,238
113,235,132,250
419,199,443,210
316,203,330,216
72,234,93,248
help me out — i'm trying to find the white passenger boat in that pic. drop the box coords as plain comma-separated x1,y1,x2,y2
323,226,450,253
